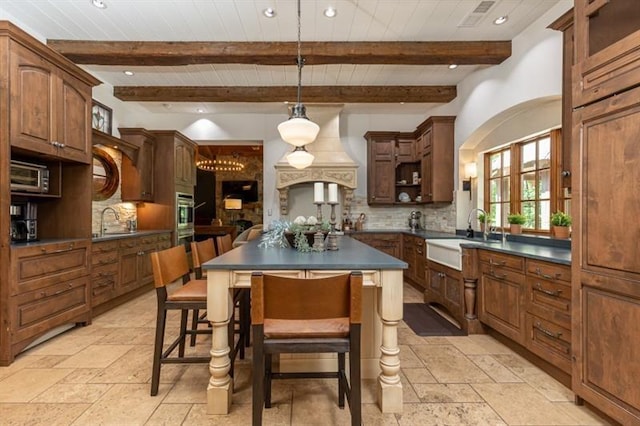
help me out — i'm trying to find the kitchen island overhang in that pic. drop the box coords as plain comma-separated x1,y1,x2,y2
202,236,407,415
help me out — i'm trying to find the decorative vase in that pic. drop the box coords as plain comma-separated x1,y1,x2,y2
509,224,522,234
552,225,570,239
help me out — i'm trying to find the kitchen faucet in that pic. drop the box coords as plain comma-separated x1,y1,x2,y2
100,206,120,237
467,208,489,241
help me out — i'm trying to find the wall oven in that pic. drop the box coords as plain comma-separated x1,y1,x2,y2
176,192,195,249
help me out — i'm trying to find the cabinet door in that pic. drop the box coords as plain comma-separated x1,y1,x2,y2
479,264,525,344
56,71,92,163
420,129,433,202
367,137,395,204
175,140,196,187
121,137,155,202
9,41,56,156
573,0,640,107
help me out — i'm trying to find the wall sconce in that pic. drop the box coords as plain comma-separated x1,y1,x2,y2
462,162,477,200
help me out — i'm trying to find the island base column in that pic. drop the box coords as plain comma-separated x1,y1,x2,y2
377,269,403,413
207,270,233,414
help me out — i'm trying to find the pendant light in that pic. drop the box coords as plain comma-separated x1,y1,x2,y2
278,0,318,168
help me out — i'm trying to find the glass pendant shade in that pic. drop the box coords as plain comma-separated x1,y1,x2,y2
278,116,320,147
286,146,315,169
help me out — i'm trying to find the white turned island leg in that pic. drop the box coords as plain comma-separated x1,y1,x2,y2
377,269,404,413
207,270,233,414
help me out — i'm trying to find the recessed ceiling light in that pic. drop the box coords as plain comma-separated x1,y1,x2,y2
162,103,172,109
448,64,458,69
123,70,134,76
263,7,276,18
90,0,107,9
196,108,205,113
493,15,508,25
324,7,337,18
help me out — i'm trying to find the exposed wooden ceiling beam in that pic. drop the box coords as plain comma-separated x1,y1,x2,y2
47,40,511,66
113,85,456,103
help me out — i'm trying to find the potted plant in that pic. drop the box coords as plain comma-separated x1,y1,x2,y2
507,213,526,234
477,211,494,233
550,211,571,238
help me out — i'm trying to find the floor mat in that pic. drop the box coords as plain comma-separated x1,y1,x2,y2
403,303,467,336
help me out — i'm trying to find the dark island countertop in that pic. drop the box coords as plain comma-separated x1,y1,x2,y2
202,235,408,271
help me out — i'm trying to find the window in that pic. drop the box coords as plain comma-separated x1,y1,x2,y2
484,129,568,233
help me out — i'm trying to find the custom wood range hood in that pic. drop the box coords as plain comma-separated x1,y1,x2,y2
274,106,358,215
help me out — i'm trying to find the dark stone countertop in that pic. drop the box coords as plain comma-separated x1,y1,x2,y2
349,228,571,265
202,235,408,271
91,229,172,242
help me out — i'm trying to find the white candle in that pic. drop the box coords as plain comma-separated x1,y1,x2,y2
328,183,338,203
314,182,324,203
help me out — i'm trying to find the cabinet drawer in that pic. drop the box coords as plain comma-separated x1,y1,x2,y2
525,313,571,373
92,250,118,267
157,240,172,250
12,275,90,343
479,250,524,272
92,263,119,305
12,241,90,295
93,240,118,253
526,259,571,283
526,276,571,330
139,235,159,245
119,237,140,249
157,233,171,243
480,262,526,285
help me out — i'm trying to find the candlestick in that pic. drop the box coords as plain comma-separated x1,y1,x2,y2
312,201,325,251
328,183,338,204
326,202,339,251
314,182,324,204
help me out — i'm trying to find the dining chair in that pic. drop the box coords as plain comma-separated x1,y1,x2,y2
149,245,210,396
250,271,363,426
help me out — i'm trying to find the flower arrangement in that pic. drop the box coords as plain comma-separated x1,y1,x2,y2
258,217,330,252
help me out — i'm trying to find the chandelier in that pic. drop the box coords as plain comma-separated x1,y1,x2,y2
277,0,319,169
196,158,245,172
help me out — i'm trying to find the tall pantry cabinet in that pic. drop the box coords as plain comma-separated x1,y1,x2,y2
0,22,100,365
571,2,640,424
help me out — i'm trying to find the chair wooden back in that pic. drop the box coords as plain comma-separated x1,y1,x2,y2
191,238,217,278
251,272,362,325
150,245,190,288
216,234,233,255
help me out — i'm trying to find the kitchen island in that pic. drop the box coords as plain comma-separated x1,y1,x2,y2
202,236,408,414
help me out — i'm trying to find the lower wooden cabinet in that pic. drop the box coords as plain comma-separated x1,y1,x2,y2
425,260,464,327
477,249,572,374
402,234,426,288
91,232,171,310
8,239,92,362
350,233,401,259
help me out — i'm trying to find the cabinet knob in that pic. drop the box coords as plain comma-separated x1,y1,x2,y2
561,170,571,177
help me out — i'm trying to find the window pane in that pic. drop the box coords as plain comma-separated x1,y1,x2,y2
489,204,498,226
521,201,536,228
521,172,536,200
490,153,502,178
538,200,550,230
539,169,551,199
490,179,500,202
503,150,511,176
521,142,536,172
501,176,510,201
538,137,551,169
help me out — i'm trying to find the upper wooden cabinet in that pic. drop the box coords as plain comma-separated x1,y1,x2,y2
417,117,455,203
572,0,640,107
365,132,396,204
7,38,96,164
118,128,156,202
173,133,197,189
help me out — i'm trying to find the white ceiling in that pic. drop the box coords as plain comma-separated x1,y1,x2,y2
0,0,563,115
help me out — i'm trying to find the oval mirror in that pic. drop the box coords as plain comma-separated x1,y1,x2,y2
92,147,119,201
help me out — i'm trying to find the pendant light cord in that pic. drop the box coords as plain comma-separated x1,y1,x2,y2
296,0,302,106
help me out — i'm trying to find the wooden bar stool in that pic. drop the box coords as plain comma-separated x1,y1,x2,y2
149,245,210,396
189,238,217,346
251,272,363,426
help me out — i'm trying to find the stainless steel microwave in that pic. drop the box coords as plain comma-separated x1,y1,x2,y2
10,160,50,193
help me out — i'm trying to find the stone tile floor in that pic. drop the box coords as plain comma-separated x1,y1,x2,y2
0,283,609,425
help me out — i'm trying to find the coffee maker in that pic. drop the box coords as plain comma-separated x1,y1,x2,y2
409,211,422,231
10,202,38,242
